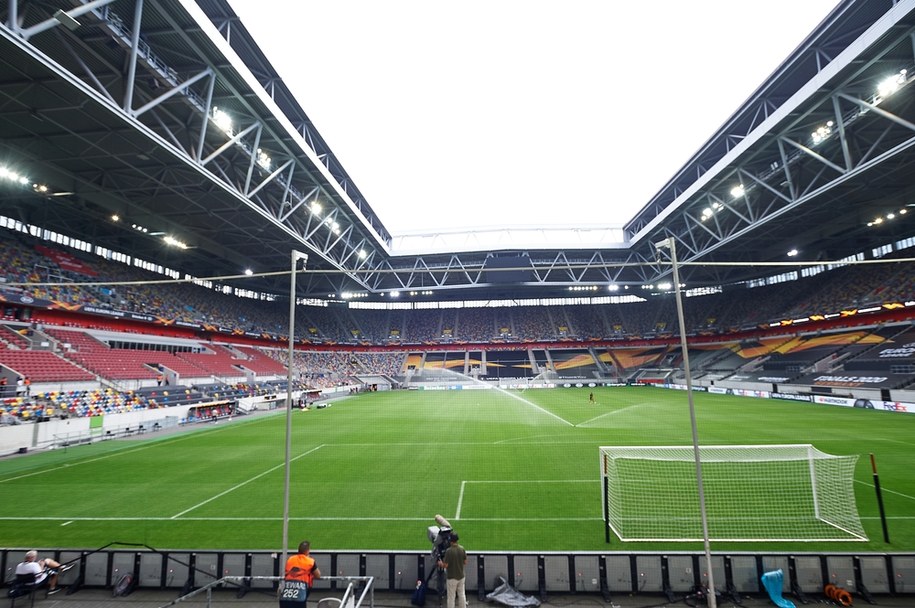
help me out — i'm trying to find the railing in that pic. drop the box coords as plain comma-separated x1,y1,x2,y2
158,575,375,608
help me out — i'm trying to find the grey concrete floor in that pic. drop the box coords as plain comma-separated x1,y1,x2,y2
11,585,915,608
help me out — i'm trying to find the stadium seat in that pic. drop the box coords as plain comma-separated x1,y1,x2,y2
7,572,42,607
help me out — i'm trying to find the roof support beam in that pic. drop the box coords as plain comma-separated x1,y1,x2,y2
19,0,116,40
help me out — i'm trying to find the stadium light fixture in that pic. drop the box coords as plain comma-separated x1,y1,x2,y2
0,167,29,185
244,269,253,276
52,9,81,31
876,69,907,101
787,249,798,257
730,184,745,198
111,214,120,222
211,107,233,136
256,148,271,171
811,121,834,145
358,249,367,259
163,235,188,249
310,201,322,216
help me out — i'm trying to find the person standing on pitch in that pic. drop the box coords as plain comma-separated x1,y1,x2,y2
437,532,467,608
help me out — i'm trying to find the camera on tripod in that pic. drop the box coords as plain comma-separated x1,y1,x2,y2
427,514,455,561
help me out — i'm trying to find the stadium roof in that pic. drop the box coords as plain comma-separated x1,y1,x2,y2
1,0,914,302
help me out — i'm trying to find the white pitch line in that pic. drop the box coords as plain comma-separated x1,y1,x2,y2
855,479,915,502
577,402,650,427
455,481,466,520
0,516,607,522
0,428,234,484
465,479,596,483
0,515,909,523
170,444,324,519
61,521,73,526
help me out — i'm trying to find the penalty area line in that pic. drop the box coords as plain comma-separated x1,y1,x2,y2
455,481,466,521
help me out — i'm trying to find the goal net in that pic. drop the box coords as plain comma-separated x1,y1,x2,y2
599,444,866,542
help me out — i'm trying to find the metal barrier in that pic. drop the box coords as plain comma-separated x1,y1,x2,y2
1,548,913,601
157,575,374,608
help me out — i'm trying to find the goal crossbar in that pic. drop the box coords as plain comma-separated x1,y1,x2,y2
599,444,867,542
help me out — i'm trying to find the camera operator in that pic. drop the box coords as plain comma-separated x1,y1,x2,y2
436,532,467,608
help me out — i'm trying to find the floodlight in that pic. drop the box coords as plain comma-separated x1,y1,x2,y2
53,9,81,31
211,107,233,136
887,212,896,220
163,235,188,249
730,184,745,198
811,120,834,145
310,201,322,215
256,148,271,171
244,269,253,276
877,70,907,99
787,249,798,257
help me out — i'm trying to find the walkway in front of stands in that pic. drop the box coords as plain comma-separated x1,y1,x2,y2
16,587,915,608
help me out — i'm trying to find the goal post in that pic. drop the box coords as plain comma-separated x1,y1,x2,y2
599,444,867,542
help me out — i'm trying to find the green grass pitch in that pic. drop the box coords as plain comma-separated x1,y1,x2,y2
1,386,913,553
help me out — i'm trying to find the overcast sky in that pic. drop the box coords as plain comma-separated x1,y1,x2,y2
226,0,840,236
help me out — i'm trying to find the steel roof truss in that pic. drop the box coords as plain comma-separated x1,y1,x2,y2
778,135,847,175
247,158,291,199
200,121,257,166
278,186,318,223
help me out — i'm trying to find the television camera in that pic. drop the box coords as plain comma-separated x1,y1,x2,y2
427,514,455,561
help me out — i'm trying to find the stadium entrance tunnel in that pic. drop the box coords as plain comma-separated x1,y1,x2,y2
1,549,912,602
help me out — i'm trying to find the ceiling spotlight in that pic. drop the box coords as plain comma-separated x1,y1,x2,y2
111,214,120,222
787,249,798,257
730,185,745,198
244,269,253,276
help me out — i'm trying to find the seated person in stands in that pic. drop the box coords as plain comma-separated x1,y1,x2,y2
15,550,71,595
